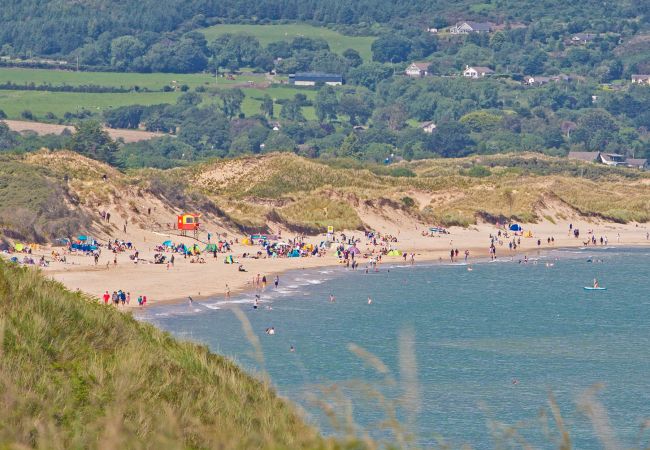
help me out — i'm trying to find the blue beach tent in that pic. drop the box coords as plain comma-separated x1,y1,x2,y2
509,224,522,231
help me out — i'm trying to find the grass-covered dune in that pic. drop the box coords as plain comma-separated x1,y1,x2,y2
0,260,358,449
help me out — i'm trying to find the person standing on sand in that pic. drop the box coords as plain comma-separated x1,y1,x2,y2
103,291,110,305
262,275,267,289
126,292,130,305
274,275,279,288
225,284,231,300
465,250,469,261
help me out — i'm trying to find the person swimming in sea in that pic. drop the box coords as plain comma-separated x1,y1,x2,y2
367,297,372,305
329,294,336,302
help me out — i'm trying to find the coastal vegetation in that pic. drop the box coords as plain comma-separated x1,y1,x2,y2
2,150,648,244
0,258,366,449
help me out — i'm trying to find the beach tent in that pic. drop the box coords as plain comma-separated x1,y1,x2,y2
162,240,173,247
77,235,88,242
348,246,361,255
288,249,300,257
224,255,235,264
523,230,533,238
509,224,522,232
387,249,402,256
204,243,218,252
14,243,24,252
241,237,252,245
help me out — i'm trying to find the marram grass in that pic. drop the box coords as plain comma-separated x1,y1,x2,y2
0,260,364,449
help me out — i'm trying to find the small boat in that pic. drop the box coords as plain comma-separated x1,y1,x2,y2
583,286,607,291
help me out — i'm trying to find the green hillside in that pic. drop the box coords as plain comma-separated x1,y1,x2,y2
0,259,356,449
199,24,376,61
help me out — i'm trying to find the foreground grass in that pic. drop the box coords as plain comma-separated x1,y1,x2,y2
0,260,362,449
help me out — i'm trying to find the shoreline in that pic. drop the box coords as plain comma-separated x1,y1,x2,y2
132,243,650,311
7,219,648,309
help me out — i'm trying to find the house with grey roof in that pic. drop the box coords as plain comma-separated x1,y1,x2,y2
449,21,493,34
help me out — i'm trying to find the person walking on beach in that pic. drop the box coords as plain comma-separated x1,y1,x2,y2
465,250,469,261
274,275,279,288
225,284,231,300
103,291,110,305
262,275,267,289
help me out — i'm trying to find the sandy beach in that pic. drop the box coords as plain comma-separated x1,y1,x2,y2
9,202,647,309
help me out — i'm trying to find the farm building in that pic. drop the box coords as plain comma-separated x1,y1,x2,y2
289,73,343,86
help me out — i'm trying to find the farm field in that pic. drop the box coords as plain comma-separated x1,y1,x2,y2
0,84,317,122
0,67,272,91
0,90,181,120
199,23,376,61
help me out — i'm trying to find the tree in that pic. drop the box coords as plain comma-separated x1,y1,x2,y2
347,63,393,90
0,121,18,151
69,121,119,165
110,36,145,70
342,48,363,67
571,109,619,150
314,86,339,122
372,103,407,131
338,91,373,125
371,35,412,63
280,99,306,122
216,89,245,119
428,121,474,157
260,95,274,118
103,105,145,129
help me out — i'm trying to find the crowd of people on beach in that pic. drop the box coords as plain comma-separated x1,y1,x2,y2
102,290,148,307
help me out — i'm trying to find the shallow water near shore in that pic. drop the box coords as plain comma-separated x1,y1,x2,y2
139,247,650,447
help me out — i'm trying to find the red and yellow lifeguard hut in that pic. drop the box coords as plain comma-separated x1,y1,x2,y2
177,213,201,237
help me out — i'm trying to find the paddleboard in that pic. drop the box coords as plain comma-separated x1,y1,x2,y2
583,287,607,291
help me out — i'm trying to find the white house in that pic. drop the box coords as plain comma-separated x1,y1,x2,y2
463,65,494,79
419,121,437,133
631,74,650,85
449,21,492,34
405,62,430,78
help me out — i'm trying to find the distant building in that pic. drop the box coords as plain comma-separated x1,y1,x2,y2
427,27,439,33
449,21,493,34
567,151,600,163
567,151,646,170
405,62,430,78
419,121,437,133
598,153,626,166
626,158,648,170
288,73,343,86
631,74,650,85
524,74,571,86
571,33,597,45
463,65,494,79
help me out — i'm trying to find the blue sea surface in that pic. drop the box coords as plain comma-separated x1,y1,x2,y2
138,247,650,448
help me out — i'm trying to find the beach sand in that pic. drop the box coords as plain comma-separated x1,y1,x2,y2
23,203,648,309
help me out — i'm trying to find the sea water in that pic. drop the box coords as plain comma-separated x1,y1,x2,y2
138,247,650,448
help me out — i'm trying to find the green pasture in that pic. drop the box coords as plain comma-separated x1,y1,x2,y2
0,90,181,120
0,84,317,121
0,67,223,90
199,23,375,61
0,67,270,91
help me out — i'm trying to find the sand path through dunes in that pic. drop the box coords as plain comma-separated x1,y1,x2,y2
4,119,166,143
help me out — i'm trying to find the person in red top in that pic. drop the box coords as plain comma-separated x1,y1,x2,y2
102,291,110,305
